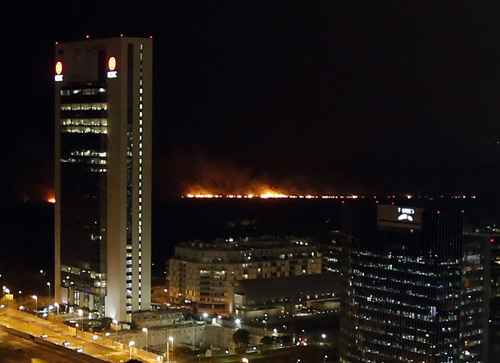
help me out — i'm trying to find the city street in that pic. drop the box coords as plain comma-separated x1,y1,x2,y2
0,307,161,362
0,329,103,363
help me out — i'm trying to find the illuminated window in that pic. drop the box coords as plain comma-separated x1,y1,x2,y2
61,118,107,126
61,126,107,134
60,103,107,111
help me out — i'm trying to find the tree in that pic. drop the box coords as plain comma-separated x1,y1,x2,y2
278,335,292,346
260,336,274,351
233,329,250,353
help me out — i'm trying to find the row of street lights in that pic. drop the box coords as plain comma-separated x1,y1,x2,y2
128,335,174,362
4,282,170,363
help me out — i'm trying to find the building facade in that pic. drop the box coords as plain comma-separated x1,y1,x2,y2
168,238,322,314
340,205,490,363
54,37,152,322
234,273,341,319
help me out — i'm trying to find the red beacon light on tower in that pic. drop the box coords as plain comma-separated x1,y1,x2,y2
107,56,117,79
54,61,63,82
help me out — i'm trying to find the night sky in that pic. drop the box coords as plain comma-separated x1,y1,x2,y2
3,1,500,202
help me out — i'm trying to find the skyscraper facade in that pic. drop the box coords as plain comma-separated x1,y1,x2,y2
54,37,152,322
340,204,490,363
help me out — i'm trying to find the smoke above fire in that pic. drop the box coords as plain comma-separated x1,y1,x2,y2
176,155,344,199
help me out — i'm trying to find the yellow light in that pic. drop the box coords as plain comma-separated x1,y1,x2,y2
108,56,117,71
55,61,63,75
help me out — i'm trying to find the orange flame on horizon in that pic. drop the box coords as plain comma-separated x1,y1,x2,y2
46,192,56,204
183,184,352,199
185,184,292,199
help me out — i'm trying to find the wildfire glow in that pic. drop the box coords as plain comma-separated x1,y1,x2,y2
184,193,360,199
183,185,361,200
47,193,56,204
182,190,479,201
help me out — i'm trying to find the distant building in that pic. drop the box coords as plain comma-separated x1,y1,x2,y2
470,227,500,359
132,310,184,329
487,230,500,298
234,273,341,320
54,37,153,322
168,238,323,314
320,230,352,275
340,204,490,363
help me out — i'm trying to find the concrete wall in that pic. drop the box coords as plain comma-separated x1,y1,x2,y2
113,323,264,352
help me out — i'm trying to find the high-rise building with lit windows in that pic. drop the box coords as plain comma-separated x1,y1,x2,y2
54,37,152,322
340,204,490,363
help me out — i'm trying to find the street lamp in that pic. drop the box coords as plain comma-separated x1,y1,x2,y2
46,282,51,303
128,340,135,359
77,309,84,332
31,295,38,312
167,336,174,363
142,327,149,350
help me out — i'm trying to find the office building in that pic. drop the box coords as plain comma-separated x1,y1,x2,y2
168,238,322,314
54,37,153,322
234,273,341,319
340,205,490,363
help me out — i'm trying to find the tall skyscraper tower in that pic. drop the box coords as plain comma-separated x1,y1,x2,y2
54,37,152,322
340,204,490,363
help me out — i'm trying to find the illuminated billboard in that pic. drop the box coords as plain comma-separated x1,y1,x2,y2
55,61,63,82
107,56,117,78
377,205,423,230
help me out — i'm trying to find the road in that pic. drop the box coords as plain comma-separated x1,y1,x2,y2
0,328,101,363
0,307,161,362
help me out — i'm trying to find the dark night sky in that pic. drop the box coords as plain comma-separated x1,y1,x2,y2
3,1,500,202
